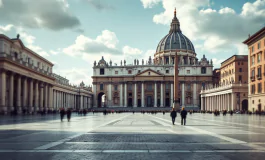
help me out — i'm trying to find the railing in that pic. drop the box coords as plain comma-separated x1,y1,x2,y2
201,83,248,94
257,74,262,80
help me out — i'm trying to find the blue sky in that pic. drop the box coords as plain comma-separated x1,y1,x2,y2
0,0,264,85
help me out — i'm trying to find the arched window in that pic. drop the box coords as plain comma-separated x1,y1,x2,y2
201,67,206,74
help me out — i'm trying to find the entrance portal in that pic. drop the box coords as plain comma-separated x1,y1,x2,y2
242,99,248,111
165,98,170,107
147,96,152,107
128,98,133,107
97,92,105,108
137,99,141,107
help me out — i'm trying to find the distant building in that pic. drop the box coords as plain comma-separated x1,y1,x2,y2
201,55,248,111
0,34,93,114
92,10,213,109
212,69,220,85
243,26,265,112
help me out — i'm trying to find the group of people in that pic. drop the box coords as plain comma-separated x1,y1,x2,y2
170,107,188,125
59,108,72,122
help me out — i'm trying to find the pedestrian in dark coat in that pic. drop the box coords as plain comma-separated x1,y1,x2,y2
170,108,177,125
180,107,187,125
67,108,72,122
60,108,65,122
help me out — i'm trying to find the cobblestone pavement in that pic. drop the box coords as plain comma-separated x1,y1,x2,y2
1,112,265,160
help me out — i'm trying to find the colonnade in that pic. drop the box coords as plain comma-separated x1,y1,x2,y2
0,70,93,114
0,71,53,114
201,93,237,111
53,90,92,110
102,81,199,108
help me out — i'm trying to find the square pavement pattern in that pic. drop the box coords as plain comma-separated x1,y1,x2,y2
1,113,265,159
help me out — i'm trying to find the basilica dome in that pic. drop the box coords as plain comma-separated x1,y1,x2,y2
156,9,195,54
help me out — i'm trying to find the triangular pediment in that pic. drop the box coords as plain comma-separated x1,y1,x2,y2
136,69,164,77
13,39,25,49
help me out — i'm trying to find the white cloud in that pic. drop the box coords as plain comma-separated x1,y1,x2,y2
141,0,265,56
55,68,92,86
123,46,143,55
140,0,161,8
235,43,248,55
212,58,225,68
0,24,13,33
63,30,122,57
0,0,80,30
219,7,235,14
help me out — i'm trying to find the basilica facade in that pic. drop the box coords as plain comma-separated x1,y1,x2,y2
92,10,213,109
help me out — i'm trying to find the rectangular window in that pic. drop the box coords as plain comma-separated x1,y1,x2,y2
147,84,152,91
258,54,261,63
238,62,240,65
128,84,132,91
138,70,141,73
252,46,254,53
239,75,242,82
252,69,255,77
251,84,255,94
239,68,242,72
128,70,132,74
258,42,260,49
252,56,255,66
166,84,169,90
138,84,141,91
258,67,262,78
100,84,104,90
166,70,169,73
258,83,262,93
115,71,118,74
100,69,104,75
114,85,118,91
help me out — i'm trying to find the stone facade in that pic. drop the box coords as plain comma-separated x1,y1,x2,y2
92,10,214,110
243,26,265,112
200,55,249,111
0,34,93,114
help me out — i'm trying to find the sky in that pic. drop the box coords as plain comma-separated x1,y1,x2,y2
0,0,265,86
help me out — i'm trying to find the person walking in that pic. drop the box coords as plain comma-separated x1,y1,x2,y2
67,108,72,122
170,108,177,125
180,107,187,125
60,108,65,122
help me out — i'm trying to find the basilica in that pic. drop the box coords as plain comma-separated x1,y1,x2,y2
92,10,214,109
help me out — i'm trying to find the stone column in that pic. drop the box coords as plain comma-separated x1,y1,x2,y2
0,71,7,113
193,83,197,106
40,83,44,111
93,84,97,108
9,73,14,112
201,97,204,110
49,85,53,110
170,82,173,108
160,82,164,107
80,95,83,109
182,83,185,106
108,83,112,107
23,78,28,111
29,79,33,113
134,83,137,107
124,83,127,107
44,84,48,110
120,83,123,107
34,82,39,112
231,93,234,110
141,82,145,107
154,82,157,107
17,75,21,113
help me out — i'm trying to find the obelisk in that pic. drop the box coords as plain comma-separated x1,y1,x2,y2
173,53,180,110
